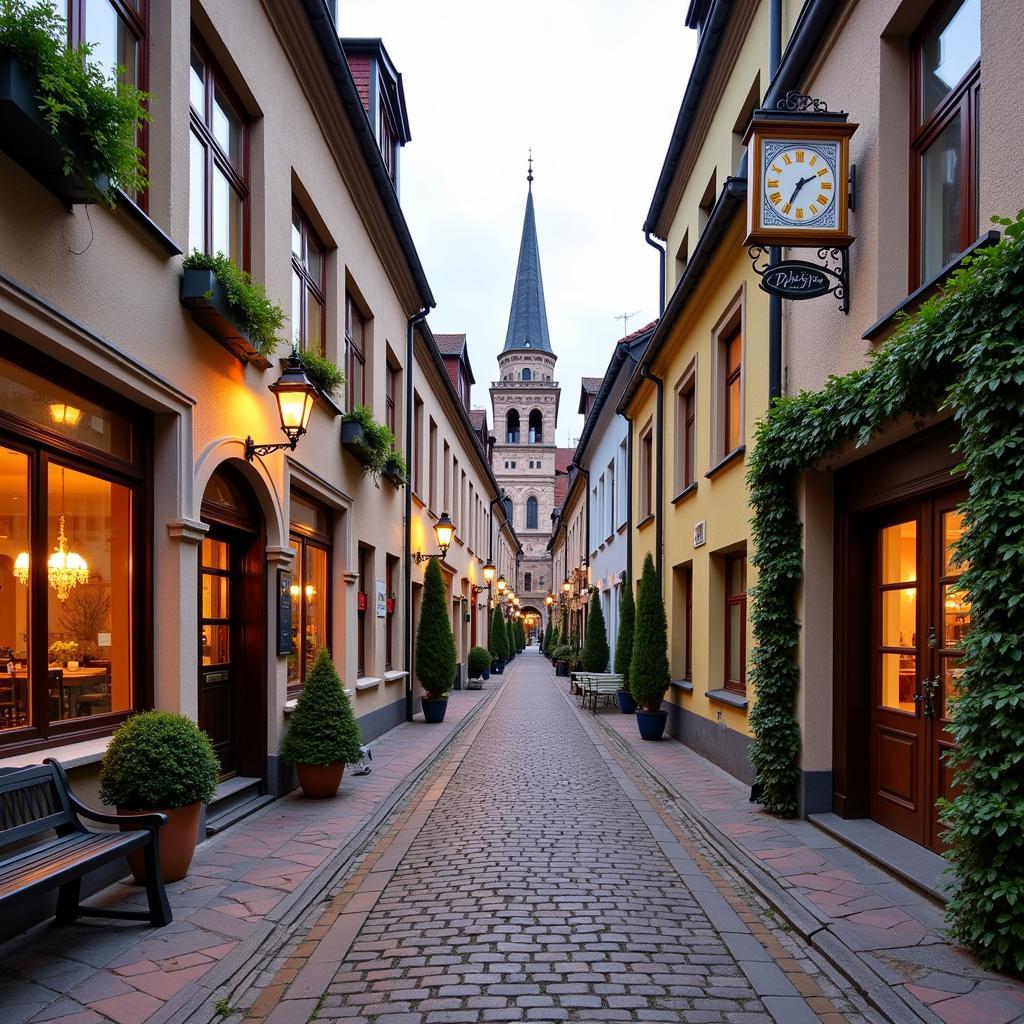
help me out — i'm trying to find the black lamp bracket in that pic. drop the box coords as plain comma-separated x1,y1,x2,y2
244,436,298,462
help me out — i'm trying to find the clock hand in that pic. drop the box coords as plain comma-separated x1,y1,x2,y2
787,175,816,205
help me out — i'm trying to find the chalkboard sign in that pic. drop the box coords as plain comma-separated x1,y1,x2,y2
277,569,292,656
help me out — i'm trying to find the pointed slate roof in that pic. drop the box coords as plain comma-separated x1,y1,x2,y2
502,182,553,354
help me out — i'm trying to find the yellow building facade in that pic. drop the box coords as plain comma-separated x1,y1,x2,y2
621,0,798,782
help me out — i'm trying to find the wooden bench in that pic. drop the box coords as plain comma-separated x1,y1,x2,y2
0,759,172,928
574,673,624,713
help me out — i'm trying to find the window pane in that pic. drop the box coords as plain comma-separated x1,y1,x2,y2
306,235,323,282
288,550,301,688
727,604,742,682
726,377,741,451
202,574,228,619
0,447,31,732
190,52,205,113
202,625,230,666
212,167,242,263
920,114,963,279
943,585,971,647
212,86,242,168
85,1,135,85
292,269,303,349
727,334,741,375
202,538,228,570
882,653,916,711
189,130,206,253
0,356,131,460
882,588,916,647
727,555,746,597
921,0,980,120
291,494,328,535
881,521,917,584
303,545,328,672
943,509,966,574
47,464,131,722
291,211,303,261
306,290,323,354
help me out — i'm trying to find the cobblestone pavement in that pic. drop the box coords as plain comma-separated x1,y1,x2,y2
236,651,880,1024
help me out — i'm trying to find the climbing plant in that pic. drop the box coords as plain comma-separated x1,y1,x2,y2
746,215,1024,974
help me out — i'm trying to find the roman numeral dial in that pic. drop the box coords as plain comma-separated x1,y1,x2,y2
761,142,839,228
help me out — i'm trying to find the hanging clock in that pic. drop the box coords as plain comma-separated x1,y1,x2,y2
744,97,857,249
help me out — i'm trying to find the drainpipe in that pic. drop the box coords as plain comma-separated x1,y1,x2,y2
645,232,667,316
767,0,784,402
404,307,429,723
639,364,665,583
621,411,634,590
487,492,504,649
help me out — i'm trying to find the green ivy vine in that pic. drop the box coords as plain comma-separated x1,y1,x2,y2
747,214,1024,974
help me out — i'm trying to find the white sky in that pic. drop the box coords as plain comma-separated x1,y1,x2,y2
339,2,698,446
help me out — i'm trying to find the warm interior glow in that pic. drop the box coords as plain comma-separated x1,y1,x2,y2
278,389,315,436
289,583,301,599
13,550,29,584
49,403,82,427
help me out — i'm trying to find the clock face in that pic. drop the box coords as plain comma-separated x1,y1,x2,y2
760,140,840,230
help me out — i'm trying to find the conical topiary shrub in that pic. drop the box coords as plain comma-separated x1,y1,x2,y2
630,553,670,738
543,616,553,654
614,584,637,711
505,615,515,658
415,557,457,721
281,649,362,797
515,618,526,651
582,591,610,672
489,605,508,667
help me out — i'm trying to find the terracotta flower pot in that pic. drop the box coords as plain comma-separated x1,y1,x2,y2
296,761,344,799
119,801,202,884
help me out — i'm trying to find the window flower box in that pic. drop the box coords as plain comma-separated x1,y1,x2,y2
0,54,108,206
340,419,374,467
180,268,273,370
382,462,405,487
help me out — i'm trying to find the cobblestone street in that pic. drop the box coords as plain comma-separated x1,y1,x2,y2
236,652,878,1024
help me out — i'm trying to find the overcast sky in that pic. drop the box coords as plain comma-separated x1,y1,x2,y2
340,2,698,446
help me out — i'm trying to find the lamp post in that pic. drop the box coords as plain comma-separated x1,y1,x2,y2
244,350,317,461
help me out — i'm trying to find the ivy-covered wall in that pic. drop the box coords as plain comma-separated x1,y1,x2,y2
746,215,1024,974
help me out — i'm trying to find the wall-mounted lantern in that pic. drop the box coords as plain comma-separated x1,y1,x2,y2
244,350,317,462
412,511,457,564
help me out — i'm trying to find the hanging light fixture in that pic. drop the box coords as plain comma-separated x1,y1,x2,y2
496,575,508,594
482,561,496,584
15,468,90,601
244,350,317,461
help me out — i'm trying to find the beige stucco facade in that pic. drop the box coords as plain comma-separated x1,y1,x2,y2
0,0,514,808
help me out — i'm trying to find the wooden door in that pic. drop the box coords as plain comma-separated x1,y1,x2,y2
199,531,241,777
869,488,968,851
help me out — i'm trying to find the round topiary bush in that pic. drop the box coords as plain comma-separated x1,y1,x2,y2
615,584,636,690
583,591,610,672
629,553,669,711
468,645,491,679
416,557,456,699
281,649,362,767
99,710,218,809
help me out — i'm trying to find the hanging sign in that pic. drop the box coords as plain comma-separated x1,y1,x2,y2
759,260,834,299
375,580,387,618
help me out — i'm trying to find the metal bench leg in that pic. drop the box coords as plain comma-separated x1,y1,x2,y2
55,878,80,924
143,838,172,927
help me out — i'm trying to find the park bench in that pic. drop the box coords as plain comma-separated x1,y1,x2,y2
0,759,172,928
573,673,624,713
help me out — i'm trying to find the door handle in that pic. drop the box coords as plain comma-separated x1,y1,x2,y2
916,677,940,718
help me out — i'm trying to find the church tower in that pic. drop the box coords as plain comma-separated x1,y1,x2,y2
490,159,560,630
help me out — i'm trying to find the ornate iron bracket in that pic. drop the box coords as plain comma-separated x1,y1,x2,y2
748,245,850,314
244,436,298,462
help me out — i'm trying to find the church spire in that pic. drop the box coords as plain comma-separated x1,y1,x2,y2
502,157,552,354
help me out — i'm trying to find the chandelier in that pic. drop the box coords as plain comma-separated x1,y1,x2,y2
13,469,90,601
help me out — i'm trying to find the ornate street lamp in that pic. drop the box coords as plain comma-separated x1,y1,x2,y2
244,350,317,461
496,574,508,595
482,561,496,584
412,511,457,563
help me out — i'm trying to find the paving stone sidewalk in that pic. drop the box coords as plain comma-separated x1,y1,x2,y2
0,684,495,1024
231,649,879,1024
590,685,1024,1024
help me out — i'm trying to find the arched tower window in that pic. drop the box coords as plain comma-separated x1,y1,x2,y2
522,367,532,381
524,571,533,591
526,496,538,529
528,409,543,444
506,409,520,443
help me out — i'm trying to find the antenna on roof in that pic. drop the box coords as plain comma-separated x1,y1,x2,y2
614,310,640,336
527,148,533,191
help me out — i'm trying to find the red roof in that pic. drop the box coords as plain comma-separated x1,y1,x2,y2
618,319,658,345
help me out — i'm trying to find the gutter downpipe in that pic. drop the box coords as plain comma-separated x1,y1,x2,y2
645,232,667,316
639,364,665,584
622,411,634,590
404,307,430,723
767,0,783,402
487,491,505,647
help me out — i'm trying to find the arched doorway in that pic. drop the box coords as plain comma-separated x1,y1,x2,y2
199,464,267,780
521,606,542,645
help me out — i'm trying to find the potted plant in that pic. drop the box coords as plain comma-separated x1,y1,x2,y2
281,649,362,798
99,711,218,883
415,557,456,722
467,646,491,690
341,404,395,477
0,1,150,205
382,448,407,487
552,644,572,677
548,625,560,659
614,585,637,714
180,251,283,367
630,553,670,740
489,605,508,673
48,639,78,670
582,591,610,673
297,348,345,400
